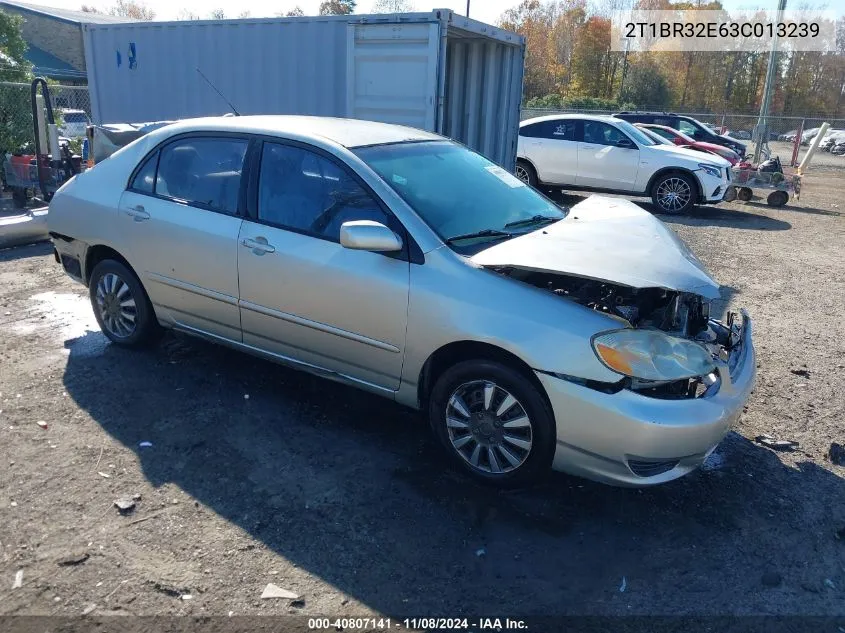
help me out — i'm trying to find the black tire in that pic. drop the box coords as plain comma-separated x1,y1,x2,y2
428,359,556,487
766,190,789,207
650,171,697,215
88,259,160,348
12,187,27,209
737,187,754,201
515,160,538,188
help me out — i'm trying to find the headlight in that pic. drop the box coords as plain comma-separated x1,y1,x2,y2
592,329,716,381
698,163,722,178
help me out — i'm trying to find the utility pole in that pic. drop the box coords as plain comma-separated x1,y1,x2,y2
753,0,787,164
466,1,470,17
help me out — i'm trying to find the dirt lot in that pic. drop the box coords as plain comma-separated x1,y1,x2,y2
1,147,844,623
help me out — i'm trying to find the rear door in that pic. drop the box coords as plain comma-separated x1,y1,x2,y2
346,22,440,130
118,134,248,341
519,120,579,185
576,120,640,190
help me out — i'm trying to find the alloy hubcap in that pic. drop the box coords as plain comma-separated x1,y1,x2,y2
656,177,691,211
515,166,530,184
96,273,137,338
445,380,533,474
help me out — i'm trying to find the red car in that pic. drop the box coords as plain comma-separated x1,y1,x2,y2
636,123,743,165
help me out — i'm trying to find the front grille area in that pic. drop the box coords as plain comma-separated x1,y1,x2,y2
628,459,680,478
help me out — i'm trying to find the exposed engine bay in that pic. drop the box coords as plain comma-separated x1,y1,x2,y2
496,268,711,337
491,267,741,399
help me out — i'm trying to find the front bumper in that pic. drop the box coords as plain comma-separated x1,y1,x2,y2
698,169,731,204
540,312,756,486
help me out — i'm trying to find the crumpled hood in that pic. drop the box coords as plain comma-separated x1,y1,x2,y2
471,196,721,300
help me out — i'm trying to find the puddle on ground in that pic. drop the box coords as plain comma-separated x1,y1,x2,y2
12,291,108,357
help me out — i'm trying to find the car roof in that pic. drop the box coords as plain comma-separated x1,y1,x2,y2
520,113,621,126
153,115,442,149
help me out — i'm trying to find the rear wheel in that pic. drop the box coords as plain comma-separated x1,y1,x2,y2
651,172,697,215
767,190,789,207
515,160,538,188
89,259,160,348
737,187,753,201
428,360,556,487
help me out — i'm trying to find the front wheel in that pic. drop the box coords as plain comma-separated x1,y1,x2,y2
428,360,556,487
89,259,160,348
651,172,697,215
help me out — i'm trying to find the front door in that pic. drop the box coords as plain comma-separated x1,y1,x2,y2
576,121,640,190
118,135,248,340
236,140,410,391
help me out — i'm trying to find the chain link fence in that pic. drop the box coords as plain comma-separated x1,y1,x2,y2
0,81,92,156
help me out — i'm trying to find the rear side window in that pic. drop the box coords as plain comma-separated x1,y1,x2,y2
155,137,248,214
520,122,544,138
130,151,158,194
521,120,577,140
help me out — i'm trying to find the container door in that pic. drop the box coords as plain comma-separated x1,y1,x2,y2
346,23,441,131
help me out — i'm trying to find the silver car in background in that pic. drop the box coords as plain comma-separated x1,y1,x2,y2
48,116,756,487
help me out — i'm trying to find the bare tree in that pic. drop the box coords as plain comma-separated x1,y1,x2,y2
177,9,200,19
372,0,414,12
209,8,225,19
237,10,251,18
319,0,355,15
80,5,100,13
108,0,155,20
283,6,305,16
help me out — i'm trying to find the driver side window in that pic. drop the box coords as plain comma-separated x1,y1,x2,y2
678,120,699,136
257,142,390,242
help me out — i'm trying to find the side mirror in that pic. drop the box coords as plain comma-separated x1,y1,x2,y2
616,138,635,149
340,220,403,253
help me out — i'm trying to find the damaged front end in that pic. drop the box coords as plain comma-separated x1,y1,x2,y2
490,267,742,400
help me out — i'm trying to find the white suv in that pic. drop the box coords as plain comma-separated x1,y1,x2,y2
516,114,731,214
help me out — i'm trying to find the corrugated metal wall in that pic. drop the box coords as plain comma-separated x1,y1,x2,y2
84,19,349,123
443,33,523,170
83,13,525,168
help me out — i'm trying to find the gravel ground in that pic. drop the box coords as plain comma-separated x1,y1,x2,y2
1,152,843,621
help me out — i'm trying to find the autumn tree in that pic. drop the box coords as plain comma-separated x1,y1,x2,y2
619,57,670,106
319,0,355,15
109,0,155,20
372,0,414,12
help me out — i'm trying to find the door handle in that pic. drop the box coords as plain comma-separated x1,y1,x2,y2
123,205,150,221
241,237,276,254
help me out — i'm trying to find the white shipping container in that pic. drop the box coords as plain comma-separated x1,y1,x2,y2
82,10,525,169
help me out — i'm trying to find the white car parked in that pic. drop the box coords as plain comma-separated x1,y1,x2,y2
516,114,732,214
59,109,91,138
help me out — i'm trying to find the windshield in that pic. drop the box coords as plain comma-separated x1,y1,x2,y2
614,120,656,146
354,141,566,250
638,126,673,145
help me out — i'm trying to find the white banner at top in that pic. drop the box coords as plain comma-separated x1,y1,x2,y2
610,10,839,53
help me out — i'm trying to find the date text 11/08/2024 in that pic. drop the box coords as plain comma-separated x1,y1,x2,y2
307,618,529,630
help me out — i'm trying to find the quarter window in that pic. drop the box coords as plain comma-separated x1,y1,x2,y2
130,151,158,194
155,137,247,214
257,142,390,241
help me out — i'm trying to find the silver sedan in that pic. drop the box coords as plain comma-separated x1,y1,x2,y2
48,116,756,487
